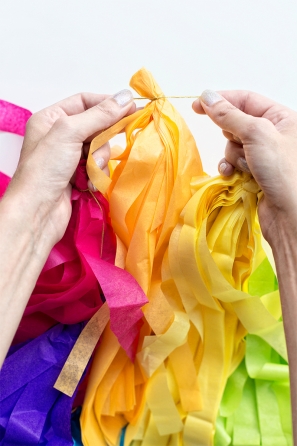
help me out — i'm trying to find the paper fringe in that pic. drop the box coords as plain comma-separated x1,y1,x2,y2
80,68,290,446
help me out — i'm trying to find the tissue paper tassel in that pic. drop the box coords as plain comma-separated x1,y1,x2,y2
80,69,290,446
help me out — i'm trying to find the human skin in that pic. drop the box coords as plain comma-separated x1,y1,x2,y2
193,90,297,443
0,89,135,366
0,87,295,441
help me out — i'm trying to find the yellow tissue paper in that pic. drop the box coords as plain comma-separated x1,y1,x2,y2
81,68,289,446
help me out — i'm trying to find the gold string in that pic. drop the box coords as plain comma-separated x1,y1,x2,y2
78,188,105,259
133,96,200,101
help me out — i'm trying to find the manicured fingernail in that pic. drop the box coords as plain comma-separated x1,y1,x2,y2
200,90,223,106
219,162,227,174
94,156,104,169
237,157,250,173
112,89,133,107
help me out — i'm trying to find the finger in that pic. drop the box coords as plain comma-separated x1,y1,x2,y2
224,140,251,173
193,90,283,119
218,158,235,176
86,142,111,192
192,98,205,114
54,93,110,116
222,130,242,145
85,101,136,142
195,90,276,143
225,140,244,165
50,89,135,143
213,90,285,118
23,93,112,158
83,141,110,161
91,142,110,170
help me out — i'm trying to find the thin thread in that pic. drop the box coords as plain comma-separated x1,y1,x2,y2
133,96,200,101
78,188,105,258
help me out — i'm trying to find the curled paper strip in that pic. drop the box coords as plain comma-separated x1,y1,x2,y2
0,99,31,135
215,259,292,445
81,68,204,446
81,69,290,446
54,303,110,397
11,161,116,343
6,161,147,360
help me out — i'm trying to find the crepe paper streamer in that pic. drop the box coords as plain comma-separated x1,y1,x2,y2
216,360,292,445
261,233,277,275
128,172,283,446
0,323,85,446
0,99,31,136
0,171,10,197
215,259,292,445
87,109,144,194
87,67,203,294
82,253,146,360
85,72,290,443
81,68,204,445
54,302,110,397
4,161,147,360
81,68,283,445
6,160,114,343
0,98,30,191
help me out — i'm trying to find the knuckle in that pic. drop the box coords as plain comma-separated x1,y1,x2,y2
25,112,39,130
53,116,72,132
245,118,270,135
216,104,236,120
94,103,116,119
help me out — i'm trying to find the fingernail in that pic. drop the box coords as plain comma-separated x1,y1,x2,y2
219,162,227,174
200,89,223,106
237,157,250,173
112,89,133,107
94,156,104,169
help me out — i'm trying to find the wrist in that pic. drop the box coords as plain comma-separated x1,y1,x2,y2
0,190,55,364
5,160,72,246
0,182,56,259
260,198,297,252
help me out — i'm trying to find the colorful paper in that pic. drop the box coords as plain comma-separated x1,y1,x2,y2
80,69,290,446
2,160,148,359
0,99,31,136
54,303,110,397
81,68,204,445
12,160,115,343
214,258,292,445
1,76,292,446
0,323,84,445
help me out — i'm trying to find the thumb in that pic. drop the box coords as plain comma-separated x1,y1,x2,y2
50,89,135,143
195,89,273,143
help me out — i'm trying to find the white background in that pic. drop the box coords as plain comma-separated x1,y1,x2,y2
0,0,296,176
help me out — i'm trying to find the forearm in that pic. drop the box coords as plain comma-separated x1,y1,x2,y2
0,189,54,366
270,216,297,444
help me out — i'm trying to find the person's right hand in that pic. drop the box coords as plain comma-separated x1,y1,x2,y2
192,91,297,246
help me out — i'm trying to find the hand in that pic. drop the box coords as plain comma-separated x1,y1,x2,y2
6,89,135,246
192,91,297,245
